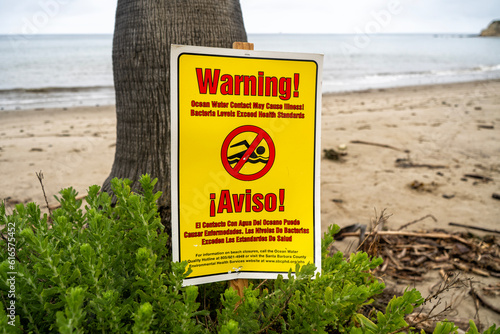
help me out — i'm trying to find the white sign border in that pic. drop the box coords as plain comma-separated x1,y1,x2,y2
170,44,323,286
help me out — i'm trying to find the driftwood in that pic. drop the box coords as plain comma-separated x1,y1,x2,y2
350,140,408,153
449,222,500,234
399,215,437,231
477,125,494,130
407,314,471,333
463,174,493,182
470,288,500,315
335,227,500,287
337,230,475,248
342,222,500,332
395,158,447,169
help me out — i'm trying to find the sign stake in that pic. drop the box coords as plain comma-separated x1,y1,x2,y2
227,41,254,300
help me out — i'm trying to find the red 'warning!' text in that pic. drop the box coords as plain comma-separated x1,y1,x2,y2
196,69,300,101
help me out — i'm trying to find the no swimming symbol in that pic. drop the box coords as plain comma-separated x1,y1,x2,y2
221,125,275,181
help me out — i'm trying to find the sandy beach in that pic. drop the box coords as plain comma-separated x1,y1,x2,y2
319,79,500,328
1,79,499,326
321,79,500,232
0,105,116,207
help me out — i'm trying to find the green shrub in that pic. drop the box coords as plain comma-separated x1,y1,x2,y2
0,175,497,333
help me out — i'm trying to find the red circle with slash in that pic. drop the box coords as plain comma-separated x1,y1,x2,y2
221,125,275,181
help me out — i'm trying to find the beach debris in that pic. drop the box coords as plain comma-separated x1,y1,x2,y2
323,144,348,161
337,143,348,155
334,223,366,247
331,198,343,204
323,149,342,161
398,214,437,231
350,139,409,153
442,193,455,199
483,283,500,297
30,147,43,152
492,193,500,201
323,148,340,160
463,174,493,182
3,197,21,206
396,158,447,169
409,180,439,192
469,289,500,315
407,314,471,333
477,124,494,130
336,227,500,286
449,222,500,234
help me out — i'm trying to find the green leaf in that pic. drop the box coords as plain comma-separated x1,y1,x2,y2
433,321,459,334
56,286,87,334
355,314,379,333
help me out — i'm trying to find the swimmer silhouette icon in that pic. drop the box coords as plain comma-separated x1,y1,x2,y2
221,125,275,181
227,140,268,165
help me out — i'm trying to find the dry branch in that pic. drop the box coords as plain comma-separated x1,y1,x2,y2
470,289,500,315
350,140,408,152
448,222,500,234
399,214,437,231
339,230,474,247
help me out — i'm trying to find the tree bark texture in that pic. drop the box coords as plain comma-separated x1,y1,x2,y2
103,0,247,217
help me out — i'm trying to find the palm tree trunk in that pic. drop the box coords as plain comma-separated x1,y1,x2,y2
103,0,247,231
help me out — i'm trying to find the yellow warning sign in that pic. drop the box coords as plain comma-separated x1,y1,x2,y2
171,45,323,285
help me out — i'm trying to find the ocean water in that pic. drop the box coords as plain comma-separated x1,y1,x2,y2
0,34,114,110
1,33,500,110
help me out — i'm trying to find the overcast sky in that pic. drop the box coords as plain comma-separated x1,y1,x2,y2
0,0,498,35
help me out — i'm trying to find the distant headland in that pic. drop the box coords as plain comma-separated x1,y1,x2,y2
480,20,500,37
